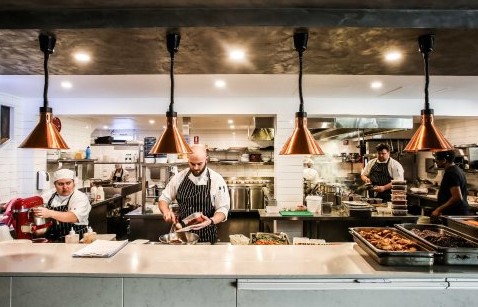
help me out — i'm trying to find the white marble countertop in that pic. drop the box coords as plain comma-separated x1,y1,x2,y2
2,242,478,279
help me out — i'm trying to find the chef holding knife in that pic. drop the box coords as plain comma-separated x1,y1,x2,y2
158,144,230,243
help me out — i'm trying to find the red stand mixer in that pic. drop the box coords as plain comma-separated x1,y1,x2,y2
1,196,53,240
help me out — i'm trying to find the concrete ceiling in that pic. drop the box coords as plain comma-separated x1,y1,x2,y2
1,1,478,130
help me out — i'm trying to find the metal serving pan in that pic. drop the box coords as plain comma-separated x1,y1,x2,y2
349,227,435,266
343,201,375,218
444,216,478,239
395,223,478,265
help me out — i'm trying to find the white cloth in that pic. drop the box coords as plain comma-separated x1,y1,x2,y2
41,189,91,225
159,167,230,220
303,168,320,183
361,157,404,180
53,169,75,182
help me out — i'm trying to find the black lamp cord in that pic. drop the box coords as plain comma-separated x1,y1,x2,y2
168,50,175,114
43,51,50,109
298,50,304,114
423,51,430,111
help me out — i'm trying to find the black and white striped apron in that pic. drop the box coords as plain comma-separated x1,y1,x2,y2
369,158,393,201
45,191,88,242
113,169,124,182
176,170,217,244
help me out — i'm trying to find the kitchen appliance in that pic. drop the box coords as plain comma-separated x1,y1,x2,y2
226,177,273,211
6,196,53,239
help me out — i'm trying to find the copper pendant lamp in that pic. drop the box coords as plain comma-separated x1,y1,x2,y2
19,32,69,149
150,33,192,155
403,34,453,152
279,30,324,155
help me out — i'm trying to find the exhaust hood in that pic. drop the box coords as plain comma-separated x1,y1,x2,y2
250,117,275,141
309,117,413,140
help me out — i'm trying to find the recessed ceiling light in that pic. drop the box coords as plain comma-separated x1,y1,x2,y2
73,52,91,63
229,50,245,61
227,119,234,124
384,51,402,62
229,125,235,129
103,125,108,129
149,119,155,124
162,125,166,130
214,80,226,88
61,81,72,89
370,81,383,89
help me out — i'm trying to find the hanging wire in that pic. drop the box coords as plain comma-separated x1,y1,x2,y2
43,51,50,109
298,50,304,113
423,52,430,111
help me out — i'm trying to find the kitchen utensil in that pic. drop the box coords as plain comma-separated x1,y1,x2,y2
159,232,199,244
355,183,374,193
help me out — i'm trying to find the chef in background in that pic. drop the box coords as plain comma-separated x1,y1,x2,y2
303,158,320,184
432,150,469,217
111,164,130,182
34,169,91,242
361,143,404,202
158,144,230,243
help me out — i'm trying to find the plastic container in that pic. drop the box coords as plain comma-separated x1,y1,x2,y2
85,146,91,159
391,200,407,205
392,209,408,216
391,180,407,185
175,212,205,229
305,195,322,214
391,194,407,201
65,228,79,243
82,226,97,244
391,185,407,191
96,186,105,201
391,204,407,210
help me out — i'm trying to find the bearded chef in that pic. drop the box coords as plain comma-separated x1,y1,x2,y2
158,144,230,244
34,169,91,242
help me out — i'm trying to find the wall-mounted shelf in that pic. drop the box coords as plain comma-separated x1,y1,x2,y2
47,159,97,163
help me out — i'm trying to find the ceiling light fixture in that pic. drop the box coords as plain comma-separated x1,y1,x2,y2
280,30,324,155
150,32,192,155
214,80,226,88
370,81,383,89
404,34,453,152
61,81,72,89
149,119,155,124
73,52,91,63
229,50,245,61
19,32,69,149
384,51,402,62
227,119,233,124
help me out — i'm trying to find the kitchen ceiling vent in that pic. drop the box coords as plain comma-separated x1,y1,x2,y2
310,117,413,140
250,117,275,141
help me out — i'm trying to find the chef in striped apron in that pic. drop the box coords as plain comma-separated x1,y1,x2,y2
360,143,404,202
35,169,91,242
159,144,230,244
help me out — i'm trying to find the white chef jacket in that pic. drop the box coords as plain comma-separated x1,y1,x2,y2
303,168,320,183
159,167,230,220
41,189,91,225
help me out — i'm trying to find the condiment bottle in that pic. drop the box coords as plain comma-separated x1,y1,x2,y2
85,146,91,159
82,226,97,244
65,228,79,244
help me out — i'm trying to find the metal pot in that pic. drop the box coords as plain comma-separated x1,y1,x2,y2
159,232,199,244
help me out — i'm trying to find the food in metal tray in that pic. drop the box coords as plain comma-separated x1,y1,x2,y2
357,229,420,252
410,228,478,248
250,232,289,245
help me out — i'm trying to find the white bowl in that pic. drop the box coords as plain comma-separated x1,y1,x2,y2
266,206,280,214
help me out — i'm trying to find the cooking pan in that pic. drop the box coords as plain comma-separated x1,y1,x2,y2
355,183,374,193
159,232,199,245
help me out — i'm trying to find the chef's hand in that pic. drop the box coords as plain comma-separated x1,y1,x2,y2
431,208,441,217
363,177,371,184
33,207,52,219
162,210,176,223
188,214,213,231
373,185,385,193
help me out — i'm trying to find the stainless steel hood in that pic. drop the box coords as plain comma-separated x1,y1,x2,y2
309,117,414,140
250,117,275,141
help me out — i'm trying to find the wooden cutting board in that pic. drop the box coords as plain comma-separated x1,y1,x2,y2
279,210,313,216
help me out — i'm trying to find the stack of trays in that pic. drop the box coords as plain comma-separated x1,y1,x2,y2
391,179,407,216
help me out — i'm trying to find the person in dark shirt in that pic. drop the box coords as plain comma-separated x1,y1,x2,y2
433,150,469,217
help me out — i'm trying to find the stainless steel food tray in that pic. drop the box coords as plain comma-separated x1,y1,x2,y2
444,216,478,239
349,227,435,266
395,223,478,265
